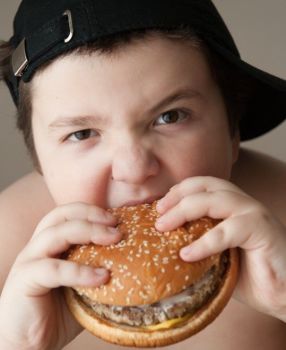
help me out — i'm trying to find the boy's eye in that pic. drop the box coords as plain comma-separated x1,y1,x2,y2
67,129,98,142
154,110,188,126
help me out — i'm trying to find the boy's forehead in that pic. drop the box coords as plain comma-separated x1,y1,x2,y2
31,37,215,123
33,36,213,98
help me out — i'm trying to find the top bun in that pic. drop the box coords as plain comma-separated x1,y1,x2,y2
66,202,221,306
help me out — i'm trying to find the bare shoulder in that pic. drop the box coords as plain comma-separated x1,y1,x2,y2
232,147,286,223
0,171,55,288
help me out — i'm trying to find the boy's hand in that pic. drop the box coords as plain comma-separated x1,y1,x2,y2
0,202,122,350
155,176,286,322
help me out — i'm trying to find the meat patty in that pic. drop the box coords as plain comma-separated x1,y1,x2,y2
76,253,228,328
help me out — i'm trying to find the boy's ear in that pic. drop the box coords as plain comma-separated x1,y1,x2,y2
231,130,240,165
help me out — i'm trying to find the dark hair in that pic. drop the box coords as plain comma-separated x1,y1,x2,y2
0,28,254,170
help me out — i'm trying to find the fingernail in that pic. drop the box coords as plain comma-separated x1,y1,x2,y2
157,198,168,212
95,268,108,276
108,227,119,234
180,246,192,259
156,216,165,227
105,212,117,222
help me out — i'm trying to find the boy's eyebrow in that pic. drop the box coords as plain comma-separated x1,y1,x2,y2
147,87,201,114
48,115,103,130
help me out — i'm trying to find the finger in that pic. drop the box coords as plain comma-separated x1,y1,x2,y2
34,202,117,237
157,176,248,214
11,259,110,297
179,214,266,262
156,190,251,231
19,220,122,262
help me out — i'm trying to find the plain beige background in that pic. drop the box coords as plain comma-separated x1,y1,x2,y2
0,0,285,192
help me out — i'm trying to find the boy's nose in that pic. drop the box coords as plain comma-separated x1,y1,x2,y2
111,142,160,184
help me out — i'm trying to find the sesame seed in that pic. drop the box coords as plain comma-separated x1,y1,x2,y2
139,291,148,299
117,241,127,248
127,288,134,295
162,257,169,264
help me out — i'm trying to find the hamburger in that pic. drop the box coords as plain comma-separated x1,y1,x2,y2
64,201,238,347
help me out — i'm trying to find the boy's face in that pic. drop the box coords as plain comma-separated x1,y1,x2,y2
32,35,239,208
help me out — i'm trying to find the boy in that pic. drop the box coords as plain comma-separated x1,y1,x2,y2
0,1,286,349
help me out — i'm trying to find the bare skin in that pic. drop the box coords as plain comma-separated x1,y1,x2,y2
0,147,285,350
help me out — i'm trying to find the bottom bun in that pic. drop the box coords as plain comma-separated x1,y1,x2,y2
64,248,239,348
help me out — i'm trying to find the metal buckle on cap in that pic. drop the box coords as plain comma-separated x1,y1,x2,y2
12,10,73,78
63,10,74,43
12,39,28,77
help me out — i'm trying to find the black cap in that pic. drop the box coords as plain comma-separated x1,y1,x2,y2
5,0,286,140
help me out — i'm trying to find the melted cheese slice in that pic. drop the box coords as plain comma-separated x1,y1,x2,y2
145,314,190,331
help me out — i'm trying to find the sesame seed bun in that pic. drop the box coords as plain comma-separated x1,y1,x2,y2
64,201,239,347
